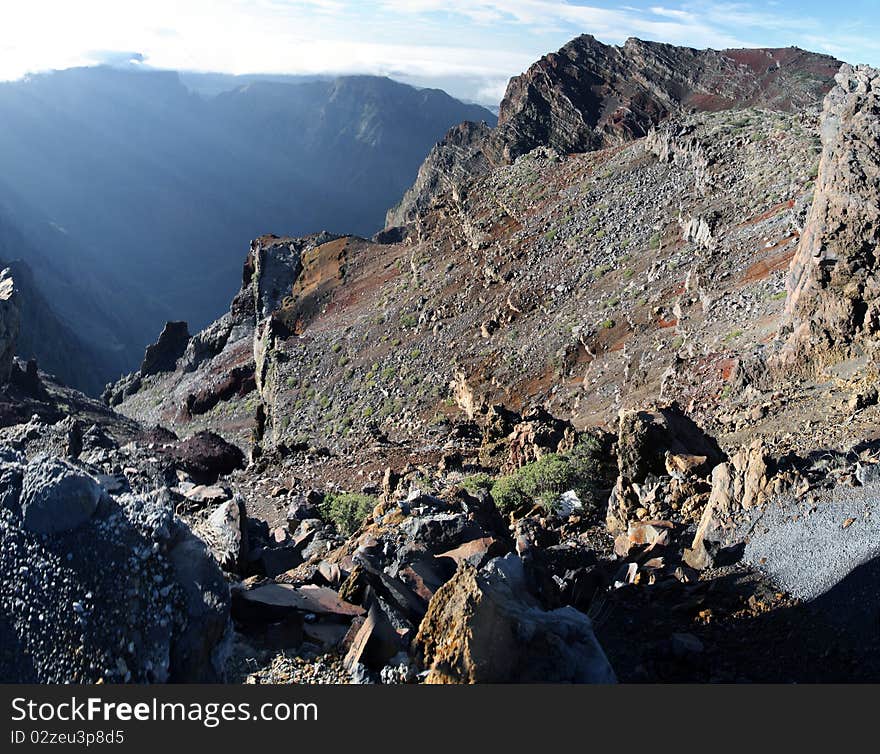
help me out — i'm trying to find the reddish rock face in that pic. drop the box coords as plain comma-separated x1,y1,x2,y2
781,64,880,369
389,35,841,229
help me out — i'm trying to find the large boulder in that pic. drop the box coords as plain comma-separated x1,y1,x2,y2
171,431,245,484
616,405,724,484
607,405,723,532
414,556,615,683
19,455,104,534
0,268,21,385
0,454,230,683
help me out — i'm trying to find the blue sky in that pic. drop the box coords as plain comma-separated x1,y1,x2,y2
1,1,878,105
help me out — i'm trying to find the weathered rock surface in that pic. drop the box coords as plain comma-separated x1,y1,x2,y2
0,268,20,385
385,121,501,229
607,405,723,533
782,64,880,368
414,557,615,683
616,405,724,484
0,454,230,683
19,455,104,534
390,36,840,226
140,321,190,377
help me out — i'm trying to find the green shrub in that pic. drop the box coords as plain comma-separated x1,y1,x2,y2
459,473,495,493
492,453,573,514
491,435,608,516
319,492,376,536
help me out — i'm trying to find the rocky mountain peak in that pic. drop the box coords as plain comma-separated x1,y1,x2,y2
388,35,842,231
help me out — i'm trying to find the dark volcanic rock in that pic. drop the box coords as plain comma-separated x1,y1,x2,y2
140,321,190,377
19,455,104,534
0,457,230,683
171,430,245,484
0,268,20,385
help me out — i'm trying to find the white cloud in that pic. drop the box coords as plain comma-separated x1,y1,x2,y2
0,1,872,105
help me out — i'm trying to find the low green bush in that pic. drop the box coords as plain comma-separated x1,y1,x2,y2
491,434,608,516
458,472,495,493
319,492,376,536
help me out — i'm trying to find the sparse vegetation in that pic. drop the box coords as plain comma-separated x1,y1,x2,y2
490,435,608,515
319,492,376,536
459,472,494,492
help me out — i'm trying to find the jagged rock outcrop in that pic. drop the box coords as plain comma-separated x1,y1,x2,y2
0,268,20,385
498,37,838,159
781,64,880,368
252,233,342,452
389,35,840,226
385,121,502,229
607,405,724,533
140,321,190,376
683,441,801,569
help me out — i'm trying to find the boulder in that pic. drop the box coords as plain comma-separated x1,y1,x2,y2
616,405,723,484
171,431,245,484
163,516,232,682
414,557,615,683
0,465,230,683
200,497,246,571
608,405,723,532
19,455,104,534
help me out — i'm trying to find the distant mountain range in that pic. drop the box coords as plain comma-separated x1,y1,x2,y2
0,67,495,392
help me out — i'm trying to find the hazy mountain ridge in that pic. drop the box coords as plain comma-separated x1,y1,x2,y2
0,66,495,391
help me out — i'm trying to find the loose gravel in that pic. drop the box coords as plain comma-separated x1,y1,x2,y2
737,482,880,601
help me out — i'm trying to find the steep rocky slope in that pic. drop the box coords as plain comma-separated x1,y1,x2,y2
6,40,880,684
122,103,825,458
388,36,840,227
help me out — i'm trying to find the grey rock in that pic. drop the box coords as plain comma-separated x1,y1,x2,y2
20,456,104,534
0,268,21,384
